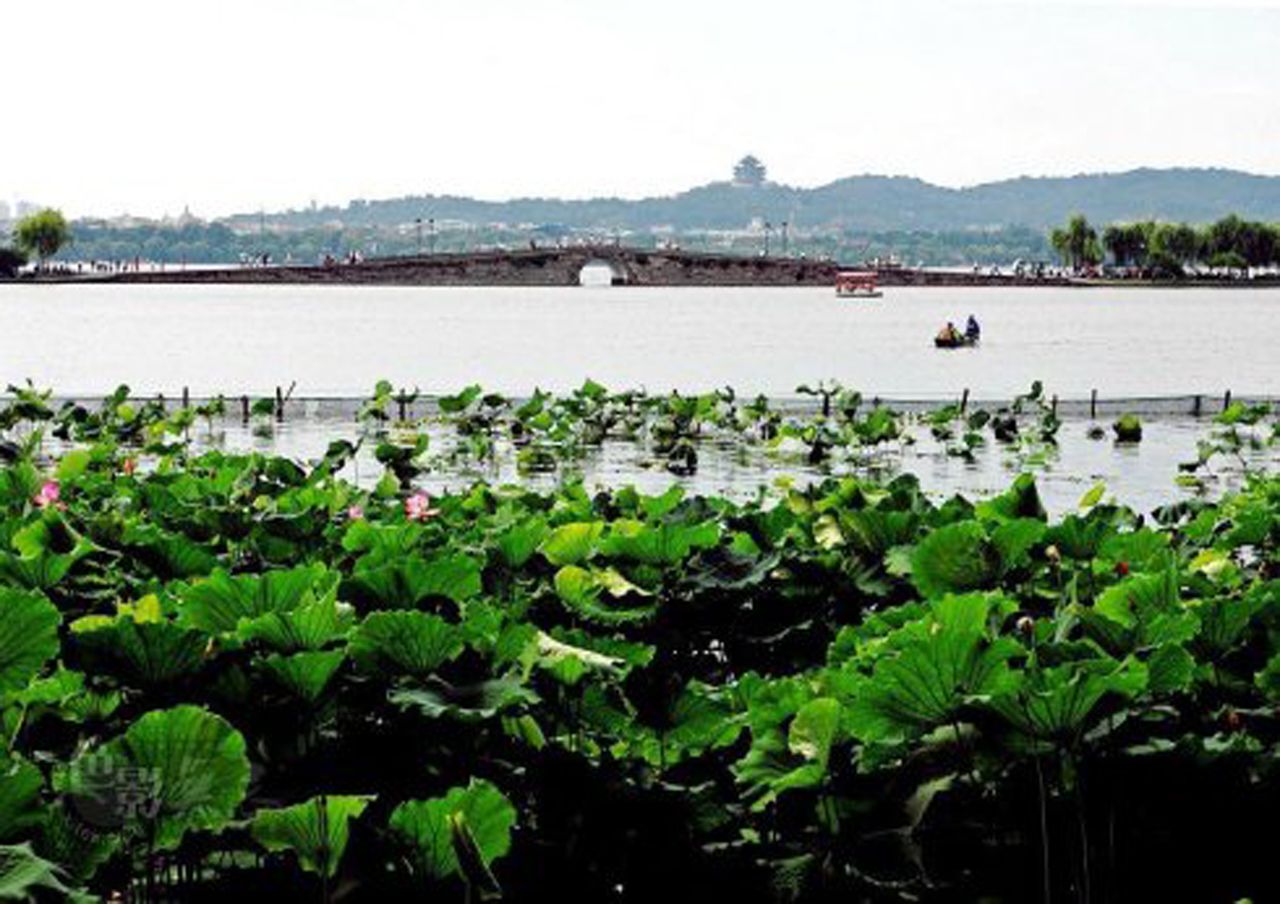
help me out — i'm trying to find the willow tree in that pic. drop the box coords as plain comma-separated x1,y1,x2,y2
1149,222,1200,272
1049,214,1101,271
13,209,70,267
1102,223,1149,267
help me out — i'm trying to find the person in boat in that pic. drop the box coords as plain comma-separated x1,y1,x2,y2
937,321,962,343
965,315,981,341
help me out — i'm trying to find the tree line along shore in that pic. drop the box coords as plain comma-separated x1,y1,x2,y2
3,208,1280,284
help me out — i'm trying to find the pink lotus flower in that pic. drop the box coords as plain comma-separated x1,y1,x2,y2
33,480,64,510
346,505,365,521
122,458,137,476
404,491,440,522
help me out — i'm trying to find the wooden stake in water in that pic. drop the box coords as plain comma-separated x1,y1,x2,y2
960,388,969,415
1224,389,1232,412
275,386,284,422
241,395,250,424
1090,389,1097,419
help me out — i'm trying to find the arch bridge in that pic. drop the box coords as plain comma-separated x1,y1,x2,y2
113,245,841,287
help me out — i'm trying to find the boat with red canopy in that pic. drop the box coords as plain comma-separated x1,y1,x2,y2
835,270,883,298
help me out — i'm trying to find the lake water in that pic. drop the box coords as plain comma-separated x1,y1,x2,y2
1,283,1276,397
202,413,1275,517
3,282,1276,514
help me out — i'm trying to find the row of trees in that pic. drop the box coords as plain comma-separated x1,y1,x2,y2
1050,213,1280,275
47,220,1056,269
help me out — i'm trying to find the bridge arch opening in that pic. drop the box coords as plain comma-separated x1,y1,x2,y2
578,258,628,287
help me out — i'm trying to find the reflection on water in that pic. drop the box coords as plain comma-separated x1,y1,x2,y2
192,414,1274,516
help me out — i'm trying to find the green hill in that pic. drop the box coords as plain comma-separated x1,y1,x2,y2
231,167,1280,233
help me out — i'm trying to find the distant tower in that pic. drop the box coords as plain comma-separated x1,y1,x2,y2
732,155,767,187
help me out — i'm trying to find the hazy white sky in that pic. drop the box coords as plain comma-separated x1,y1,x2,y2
4,0,1278,218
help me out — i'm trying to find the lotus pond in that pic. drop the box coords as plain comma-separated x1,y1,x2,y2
0,382,1278,902
18,381,1280,517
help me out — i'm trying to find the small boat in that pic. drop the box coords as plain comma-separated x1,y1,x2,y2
835,270,883,299
934,333,979,349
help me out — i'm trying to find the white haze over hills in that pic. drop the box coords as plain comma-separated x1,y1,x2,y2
3,0,1278,219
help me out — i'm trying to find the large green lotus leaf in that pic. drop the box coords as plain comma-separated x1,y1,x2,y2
598,519,721,564
1093,566,1191,649
0,758,43,841
0,462,41,510
251,794,373,878
4,666,82,711
70,617,207,687
910,521,1000,599
120,523,218,579
1192,583,1270,656
735,729,825,812
845,594,1020,742
552,566,656,626
181,563,334,633
0,843,94,903
349,611,463,677
991,518,1046,570
389,676,537,722
494,517,547,568
537,628,654,684
1224,502,1272,547
637,485,685,519
538,522,604,566
837,508,919,557
1044,513,1113,561
988,658,1146,741
262,651,346,703
787,697,841,767
1098,529,1171,571
60,705,250,850
0,541,92,592
340,519,422,565
974,473,1046,522
0,588,60,694
237,593,355,652
1146,644,1194,694
810,514,844,551
389,779,515,886
6,667,121,729
631,683,744,766
33,802,119,883
345,554,482,610
733,677,824,809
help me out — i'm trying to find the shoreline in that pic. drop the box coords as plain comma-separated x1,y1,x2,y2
4,247,1279,289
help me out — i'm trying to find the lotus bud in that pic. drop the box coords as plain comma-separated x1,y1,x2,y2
1045,545,1061,565
1115,561,1130,576
1016,615,1035,637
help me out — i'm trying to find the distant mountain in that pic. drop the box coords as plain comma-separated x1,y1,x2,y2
230,168,1280,234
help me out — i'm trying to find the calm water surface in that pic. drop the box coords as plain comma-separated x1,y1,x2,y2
178,414,1274,517
1,283,1276,397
